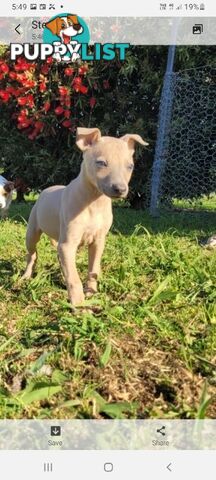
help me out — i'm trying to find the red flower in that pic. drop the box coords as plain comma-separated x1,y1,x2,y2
19,94,34,108
27,94,34,108
41,64,50,75
18,114,26,122
14,61,28,72
43,101,51,113
72,76,82,89
24,80,37,89
0,90,10,102
5,86,15,94
64,67,74,76
17,97,27,106
16,73,27,84
39,82,47,92
0,63,9,74
9,71,17,80
59,86,69,96
79,85,88,94
0,73,4,80
72,77,88,94
11,88,20,97
18,119,32,129
18,94,33,105
62,119,72,128
35,121,44,132
64,110,71,118
29,63,36,71
46,57,53,65
14,58,36,72
55,106,64,115
89,97,97,109
78,65,88,75
64,96,71,107
20,108,29,117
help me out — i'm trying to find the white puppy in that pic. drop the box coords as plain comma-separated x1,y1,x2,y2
0,175,14,217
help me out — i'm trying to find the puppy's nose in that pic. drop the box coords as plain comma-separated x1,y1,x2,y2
112,184,127,195
73,23,82,31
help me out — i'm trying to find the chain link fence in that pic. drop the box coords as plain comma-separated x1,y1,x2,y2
150,66,216,215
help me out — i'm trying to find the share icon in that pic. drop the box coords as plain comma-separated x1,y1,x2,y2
157,426,166,436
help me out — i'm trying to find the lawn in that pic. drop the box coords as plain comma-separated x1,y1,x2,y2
0,197,215,419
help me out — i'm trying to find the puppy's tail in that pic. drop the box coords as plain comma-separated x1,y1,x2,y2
25,205,41,254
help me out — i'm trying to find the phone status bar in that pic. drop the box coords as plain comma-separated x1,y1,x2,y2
3,0,216,16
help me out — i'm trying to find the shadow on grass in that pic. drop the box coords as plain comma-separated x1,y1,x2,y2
8,201,34,224
112,206,216,238
0,260,15,291
0,260,14,276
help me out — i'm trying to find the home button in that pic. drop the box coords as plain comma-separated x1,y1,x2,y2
104,462,113,473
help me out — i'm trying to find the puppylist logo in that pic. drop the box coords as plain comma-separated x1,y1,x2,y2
10,13,130,62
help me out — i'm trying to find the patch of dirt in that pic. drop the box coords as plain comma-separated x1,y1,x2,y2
79,330,216,418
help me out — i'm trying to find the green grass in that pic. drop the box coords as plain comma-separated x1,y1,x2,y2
0,197,216,419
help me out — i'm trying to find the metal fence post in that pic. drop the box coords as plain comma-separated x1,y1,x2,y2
150,20,180,216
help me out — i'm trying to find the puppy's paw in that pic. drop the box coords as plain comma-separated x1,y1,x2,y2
84,287,97,298
69,288,85,306
20,272,32,281
85,274,98,297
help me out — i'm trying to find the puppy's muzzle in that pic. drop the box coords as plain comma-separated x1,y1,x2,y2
111,183,128,197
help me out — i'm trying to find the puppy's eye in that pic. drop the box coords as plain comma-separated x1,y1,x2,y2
127,164,134,171
61,24,66,29
96,160,108,168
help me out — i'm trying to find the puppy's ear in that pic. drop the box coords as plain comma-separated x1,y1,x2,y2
76,128,101,151
121,134,149,152
45,18,59,35
68,15,79,25
4,181,14,193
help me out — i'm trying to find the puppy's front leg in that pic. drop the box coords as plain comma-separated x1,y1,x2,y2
86,235,106,296
58,242,85,306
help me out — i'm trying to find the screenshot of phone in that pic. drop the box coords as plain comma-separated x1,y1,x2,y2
0,0,215,478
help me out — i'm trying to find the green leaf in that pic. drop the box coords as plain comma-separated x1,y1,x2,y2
196,381,213,419
101,402,138,419
99,342,112,367
85,389,137,418
51,369,67,384
0,334,18,353
86,390,106,409
147,277,171,305
17,382,62,406
110,306,125,317
197,397,213,419
61,399,82,408
29,352,50,374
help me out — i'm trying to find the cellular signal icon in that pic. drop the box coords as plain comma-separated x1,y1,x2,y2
176,4,182,10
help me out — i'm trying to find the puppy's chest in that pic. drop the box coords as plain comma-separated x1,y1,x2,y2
80,213,111,246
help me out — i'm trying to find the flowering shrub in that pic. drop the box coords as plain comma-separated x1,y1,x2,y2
0,54,101,141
